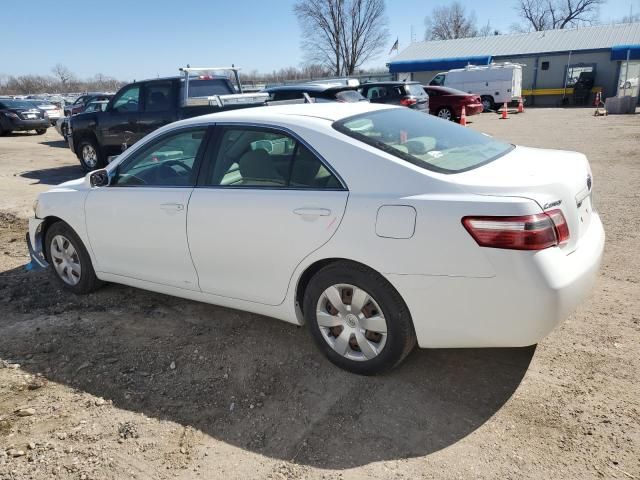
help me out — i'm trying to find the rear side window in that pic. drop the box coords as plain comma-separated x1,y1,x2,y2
144,82,173,112
333,108,513,174
205,127,342,189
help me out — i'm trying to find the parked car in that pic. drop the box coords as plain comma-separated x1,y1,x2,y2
359,81,429,113
56,101,109,139
68,66,269,171
263,84,368,103
28,103,604,375
0,99,50,135
423,86,483,122
63,93,112,117
29,100,64,125
429,63,523,111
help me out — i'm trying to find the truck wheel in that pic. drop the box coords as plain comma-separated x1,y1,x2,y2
481,96,494,112
77,138,105,172
36,129,46,135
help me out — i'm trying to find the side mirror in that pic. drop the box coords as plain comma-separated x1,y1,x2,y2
88,169,110,187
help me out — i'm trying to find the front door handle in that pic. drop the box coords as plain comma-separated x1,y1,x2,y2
293,208,331,216
160,203,184,212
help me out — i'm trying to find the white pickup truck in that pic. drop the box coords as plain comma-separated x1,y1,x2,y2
429,63,523,111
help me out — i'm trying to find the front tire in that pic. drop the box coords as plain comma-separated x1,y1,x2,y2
77,138,105,172
36,129,46,135
44,221,103,294
303,261,416,375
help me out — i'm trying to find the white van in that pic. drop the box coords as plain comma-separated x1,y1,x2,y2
429,63,523,111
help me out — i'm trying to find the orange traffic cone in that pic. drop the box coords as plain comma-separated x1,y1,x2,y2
459,105,467,126
593,91,601,106
500,102,509,119
517,97,524,113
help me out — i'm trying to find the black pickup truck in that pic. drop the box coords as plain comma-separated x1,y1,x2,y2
68,67,268,171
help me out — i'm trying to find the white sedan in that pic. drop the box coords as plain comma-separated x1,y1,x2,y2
27,103,605,374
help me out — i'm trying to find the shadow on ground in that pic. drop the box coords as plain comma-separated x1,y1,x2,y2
20,164,82,185
0,265,534,469
40,139,70,149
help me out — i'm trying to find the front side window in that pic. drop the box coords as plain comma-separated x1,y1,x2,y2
112,86,140,113
333,108,513,174
205,127,341,189
113,129,206,187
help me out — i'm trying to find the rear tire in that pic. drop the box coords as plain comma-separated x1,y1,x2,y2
77,137,105,172
437,107,454,121
36,129,46,135
303,261,416,375
44,221,103,294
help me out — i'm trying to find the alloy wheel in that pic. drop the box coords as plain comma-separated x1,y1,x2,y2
82,144,98,168
315,284,388,361
50,235,82,286
438,108,452,120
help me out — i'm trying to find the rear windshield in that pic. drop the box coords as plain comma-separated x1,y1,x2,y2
0,100,35,109
333,108,513,174
186,78,234,97
334,90,367,102
405,83,426,97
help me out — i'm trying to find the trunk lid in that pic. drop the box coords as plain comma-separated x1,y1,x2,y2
453,145,594,253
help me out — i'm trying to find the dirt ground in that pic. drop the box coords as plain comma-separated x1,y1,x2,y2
0,108,639,480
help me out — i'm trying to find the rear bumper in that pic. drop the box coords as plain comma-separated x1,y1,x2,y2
8,118,50,130
387,213,605,348
462,103,483,116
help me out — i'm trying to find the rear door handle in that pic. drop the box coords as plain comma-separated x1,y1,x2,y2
160,203,184,212
293,208,331,216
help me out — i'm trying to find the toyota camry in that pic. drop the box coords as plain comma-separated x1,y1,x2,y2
27,103,605,374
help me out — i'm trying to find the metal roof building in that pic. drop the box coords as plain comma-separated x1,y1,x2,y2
389,22,640,106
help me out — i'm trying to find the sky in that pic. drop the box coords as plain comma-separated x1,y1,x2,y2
2,0,637,81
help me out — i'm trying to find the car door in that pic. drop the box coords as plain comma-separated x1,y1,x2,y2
99,84,142,153
85,126,209,290
187,124,349,306
425,88,443,114
138,81,176,139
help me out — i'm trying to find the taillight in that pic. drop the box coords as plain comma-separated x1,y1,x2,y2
462,209,570,250
400,97,417,106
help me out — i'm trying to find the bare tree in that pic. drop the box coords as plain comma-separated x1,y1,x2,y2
516,0,605,31
294,0,388,76
339,0,389,74
424,2,478,40
51,64,75,92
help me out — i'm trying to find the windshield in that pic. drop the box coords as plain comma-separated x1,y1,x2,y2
405,83,426,97
186,78,234,97
335,90,367,102
333,108,513,174
1,100,36,109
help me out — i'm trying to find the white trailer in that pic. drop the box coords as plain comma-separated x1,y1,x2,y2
429,63,523,110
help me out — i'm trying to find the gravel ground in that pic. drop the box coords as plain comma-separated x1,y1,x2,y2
0,107,639,480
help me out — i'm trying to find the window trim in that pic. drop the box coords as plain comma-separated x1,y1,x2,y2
109,125,213,189
195,122,348,191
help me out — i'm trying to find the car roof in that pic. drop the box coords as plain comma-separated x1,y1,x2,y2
264,84,357,93
361,81,420,86
179,102,397,125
